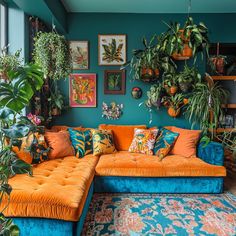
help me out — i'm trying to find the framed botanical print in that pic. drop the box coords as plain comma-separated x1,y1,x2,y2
98,34,126,66
69,73,96,107
104,70,126,94
69,41,89,70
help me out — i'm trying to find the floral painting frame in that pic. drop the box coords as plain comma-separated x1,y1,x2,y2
69,73,96,107
69,41,89,70
98,34,127,66
104,70,126,94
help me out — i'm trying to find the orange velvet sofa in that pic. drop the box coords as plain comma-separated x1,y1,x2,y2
4,124,226,236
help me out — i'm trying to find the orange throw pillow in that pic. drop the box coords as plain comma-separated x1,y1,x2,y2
167,126,201,157
99,124,147,151
45,131,75,159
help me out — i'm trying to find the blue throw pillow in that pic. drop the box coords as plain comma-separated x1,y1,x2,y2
68,128,93,158
153,128,179,160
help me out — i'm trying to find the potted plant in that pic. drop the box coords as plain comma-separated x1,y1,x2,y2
176,64,201,93
164,93,186,117
0,50,46,235
33,31,72,80
122,36,176,83
163,73,178,95
185,75,229,133
145,83,163,109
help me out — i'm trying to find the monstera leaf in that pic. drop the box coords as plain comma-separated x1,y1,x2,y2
2,124,30,139
0,64,43,113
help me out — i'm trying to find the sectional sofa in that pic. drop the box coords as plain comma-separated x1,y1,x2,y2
4,125,226,236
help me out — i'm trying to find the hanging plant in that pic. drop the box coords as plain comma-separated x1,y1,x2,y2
33,31,72,80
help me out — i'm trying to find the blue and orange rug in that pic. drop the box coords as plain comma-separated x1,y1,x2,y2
82,193,236,236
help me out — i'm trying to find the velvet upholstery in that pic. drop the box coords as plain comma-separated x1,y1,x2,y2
4,155,99,221
197,141,224,166
12,182,94,236
94,176,224,193
95,151,226,177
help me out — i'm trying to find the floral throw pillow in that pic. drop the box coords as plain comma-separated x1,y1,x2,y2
153,128,179,160
92,129,116,156
68,128,93,158
128,128,158,155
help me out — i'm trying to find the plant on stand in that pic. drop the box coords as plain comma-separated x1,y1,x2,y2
0,50,45,235
162,73,179,96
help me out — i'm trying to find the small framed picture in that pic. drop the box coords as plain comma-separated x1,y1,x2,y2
69,73,96,107
98,34,127,66
104,70,126,94
69,41,89,70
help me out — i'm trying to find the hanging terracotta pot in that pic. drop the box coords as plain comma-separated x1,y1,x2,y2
141,68,159,82
169,86,178,95
172,30,193,60
183,98,189,105
210,57,225,75
167,107,180,117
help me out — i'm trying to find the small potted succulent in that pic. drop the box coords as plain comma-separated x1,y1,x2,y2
176,65,201,93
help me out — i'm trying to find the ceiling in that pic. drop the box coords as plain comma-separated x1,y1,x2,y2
61,0,236,13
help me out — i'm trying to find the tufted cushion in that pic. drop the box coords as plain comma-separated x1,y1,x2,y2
95,151,226,177
4,155,99,221
99,124,147,151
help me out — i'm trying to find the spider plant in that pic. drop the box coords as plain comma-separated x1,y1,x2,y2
185,75,229,133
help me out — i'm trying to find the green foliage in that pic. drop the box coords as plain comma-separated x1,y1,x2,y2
145,83,163,108
33,31,72,80
185,79,229,133
102,38,123,63
108,74,120,89
165,93,185,109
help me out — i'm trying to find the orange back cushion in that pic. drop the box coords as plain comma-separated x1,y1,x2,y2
50,126,83,132
45,131,75,159
99,124,147,151
166,126,201,157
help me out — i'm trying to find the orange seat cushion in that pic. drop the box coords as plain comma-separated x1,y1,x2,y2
99,124,147,151
95,151,226,177
166,126,201,157
44,131,75,159
3,155,99,221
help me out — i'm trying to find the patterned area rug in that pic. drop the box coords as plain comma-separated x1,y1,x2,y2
82,193,236,236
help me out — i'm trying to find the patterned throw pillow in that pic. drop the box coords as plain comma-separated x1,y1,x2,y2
128,128,158,155
12,133,49,164
68,128,93,158
92,129,116,156
153,128,179,160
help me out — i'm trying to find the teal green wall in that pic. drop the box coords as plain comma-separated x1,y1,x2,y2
54,13,236,128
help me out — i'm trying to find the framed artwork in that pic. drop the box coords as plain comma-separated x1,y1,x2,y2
69,41,89,70
69,73,96,107
104,70,126,94
98,34,127,66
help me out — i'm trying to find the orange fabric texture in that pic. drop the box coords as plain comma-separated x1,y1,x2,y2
12,133,48,164
45,131,75,159
166,126,201,157
4,155,99,221
95,151,226,177
99,124,147,151
50,126,83,132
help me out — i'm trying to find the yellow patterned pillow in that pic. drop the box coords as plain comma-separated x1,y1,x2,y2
128,128,158,155
92,129,116,156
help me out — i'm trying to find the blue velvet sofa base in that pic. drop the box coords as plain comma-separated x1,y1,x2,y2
12,182,94,236
94,176,224,194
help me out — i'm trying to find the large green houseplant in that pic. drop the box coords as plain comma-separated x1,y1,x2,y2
122,36,176,82
185,75,229,134
0,50,45,235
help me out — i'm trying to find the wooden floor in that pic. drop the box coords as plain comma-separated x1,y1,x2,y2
224,172,236,195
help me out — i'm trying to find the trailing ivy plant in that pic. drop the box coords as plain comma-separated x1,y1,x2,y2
33,31,72,80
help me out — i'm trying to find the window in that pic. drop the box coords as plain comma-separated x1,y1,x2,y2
0,1,7,50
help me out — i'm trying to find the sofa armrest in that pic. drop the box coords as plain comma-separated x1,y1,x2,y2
197,141,224,166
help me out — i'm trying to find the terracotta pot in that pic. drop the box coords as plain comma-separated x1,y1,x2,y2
211,57,225,75
183,98,189,105
169,86,178,95
51,108,61,116
167,107,180,117
172,43,193,60
154,68,160,77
